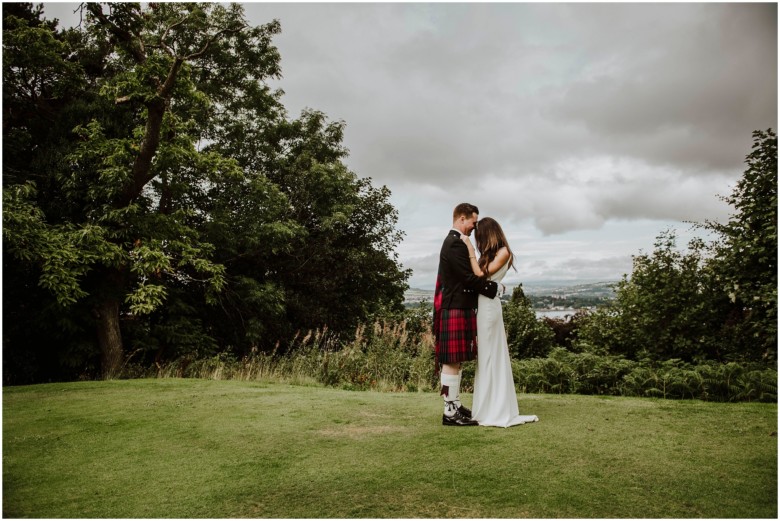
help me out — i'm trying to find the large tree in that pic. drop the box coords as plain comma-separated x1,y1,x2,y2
703,129,777,363
3,3,409,382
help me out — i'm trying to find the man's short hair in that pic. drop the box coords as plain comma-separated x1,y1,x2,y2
453,203,479,220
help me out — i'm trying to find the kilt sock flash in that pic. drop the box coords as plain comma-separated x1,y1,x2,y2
441,373,460,416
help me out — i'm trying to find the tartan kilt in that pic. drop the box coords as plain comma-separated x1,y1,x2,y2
434,308,478,365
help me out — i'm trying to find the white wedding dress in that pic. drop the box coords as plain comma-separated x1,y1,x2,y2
472,261,539,427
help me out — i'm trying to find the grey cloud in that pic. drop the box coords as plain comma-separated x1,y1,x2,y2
398,252,439,289
510,254,634,284
250,2,776,214
544,3,777,173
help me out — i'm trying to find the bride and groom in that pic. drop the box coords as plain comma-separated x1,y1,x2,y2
433,202,539,427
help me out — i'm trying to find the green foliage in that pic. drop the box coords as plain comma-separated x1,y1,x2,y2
3,182,126,306
702,129,777,362
509,347,776,402
215,108,411,336
541,311,589,351
503,285,555,358
576,231,730,362
2,3,408,383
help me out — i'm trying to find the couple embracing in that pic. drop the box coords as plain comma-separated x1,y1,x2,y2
434,203,539,428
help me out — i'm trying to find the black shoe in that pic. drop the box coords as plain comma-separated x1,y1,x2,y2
457,404,472,419
442,410,479,426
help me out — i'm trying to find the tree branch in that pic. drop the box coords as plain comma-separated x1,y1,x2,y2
184,25,246,61
119,20,248,206
86,3,146,64
159,14,190,57
158,57,184,99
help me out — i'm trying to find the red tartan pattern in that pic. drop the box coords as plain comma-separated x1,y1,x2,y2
433,274,444,338
434,308,478,365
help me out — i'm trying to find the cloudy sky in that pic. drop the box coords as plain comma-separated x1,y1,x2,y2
43,2,778,289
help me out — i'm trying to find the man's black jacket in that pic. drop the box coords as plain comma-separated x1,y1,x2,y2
436,230,498,309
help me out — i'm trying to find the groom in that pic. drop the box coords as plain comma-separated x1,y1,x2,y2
433,203,502,426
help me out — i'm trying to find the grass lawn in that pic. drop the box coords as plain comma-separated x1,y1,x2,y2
3,378,777,518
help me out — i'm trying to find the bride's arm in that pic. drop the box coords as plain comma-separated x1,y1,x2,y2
460,235,483,276
483,247,511,277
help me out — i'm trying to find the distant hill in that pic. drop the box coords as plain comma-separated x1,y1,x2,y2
522,280,619,297
403,288,434,305
403,280,619,305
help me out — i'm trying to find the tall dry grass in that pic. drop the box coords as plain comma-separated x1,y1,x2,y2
145,319,439,392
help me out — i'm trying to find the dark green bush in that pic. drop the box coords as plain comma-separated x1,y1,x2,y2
512,348,776,402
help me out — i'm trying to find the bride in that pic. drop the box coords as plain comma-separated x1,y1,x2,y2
461,217,539,428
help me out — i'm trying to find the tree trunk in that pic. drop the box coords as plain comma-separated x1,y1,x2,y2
95,297,124,379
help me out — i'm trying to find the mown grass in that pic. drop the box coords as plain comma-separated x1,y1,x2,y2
3,378,777,518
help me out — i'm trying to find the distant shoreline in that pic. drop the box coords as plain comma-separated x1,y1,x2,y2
403,280,619,306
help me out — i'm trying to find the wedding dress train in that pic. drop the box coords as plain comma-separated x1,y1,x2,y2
472,262,539,427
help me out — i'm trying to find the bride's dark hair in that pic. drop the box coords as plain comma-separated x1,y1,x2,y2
475,217,515,277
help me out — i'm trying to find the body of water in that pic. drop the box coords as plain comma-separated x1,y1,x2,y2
535,309,583,320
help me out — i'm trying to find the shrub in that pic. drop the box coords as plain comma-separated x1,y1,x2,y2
511,351,776,402
504,286,555,358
